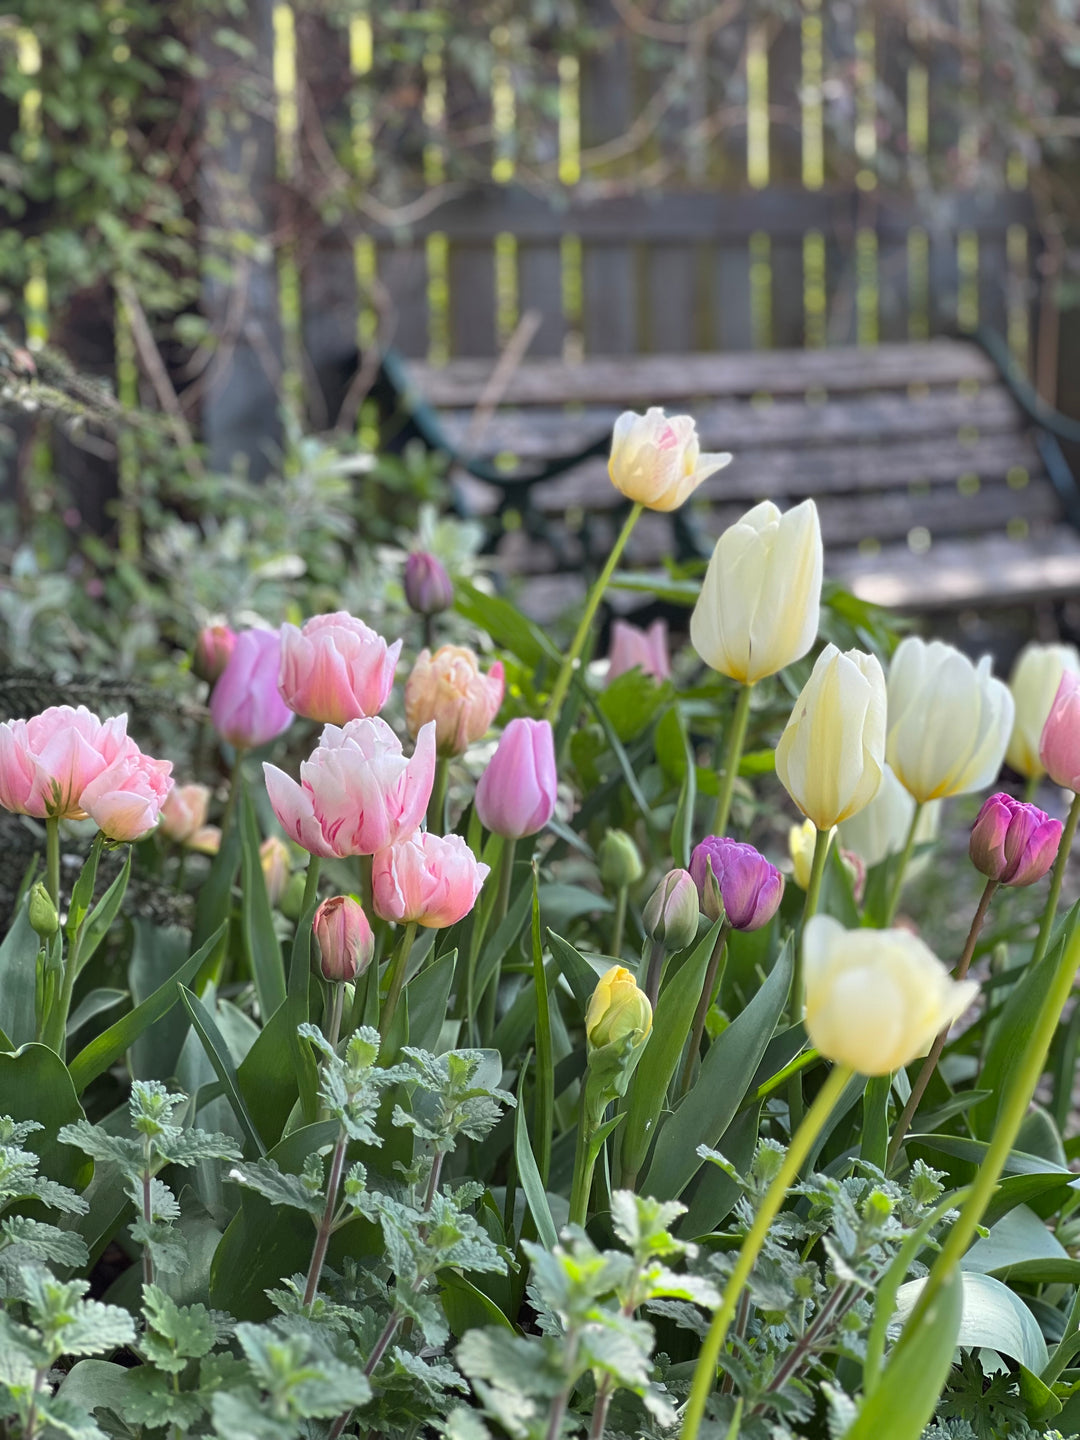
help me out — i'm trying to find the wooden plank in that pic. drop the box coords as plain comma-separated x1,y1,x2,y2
408,337,998,406
645,245,700,353
771,239,804,349
716,246,753,351
377,244,429,359
448,246,497,358
517,244,565,357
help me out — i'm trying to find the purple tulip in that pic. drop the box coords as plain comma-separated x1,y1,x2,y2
210,628,294,750
689,835,784,931
969,792,1062,888
475,717,557,839
404,551,454,616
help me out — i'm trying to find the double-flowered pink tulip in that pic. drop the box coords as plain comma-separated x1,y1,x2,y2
606,619,671,685
210,628,294,750
79,747,175,842
405,645,504,757
475,718,557,839
689,835,784,931
1040,671,1080,792
279,612,401,725
263,717,436,858
372,830,489,928
969,792,1062,887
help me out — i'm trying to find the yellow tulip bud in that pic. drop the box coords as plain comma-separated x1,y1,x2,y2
585,965,653,1051
788,819,828,890
803,915,978,1075
608,408,731,512
1006,642,1080,781
887,637,1013,803
775,644,886,831
690,499,823,684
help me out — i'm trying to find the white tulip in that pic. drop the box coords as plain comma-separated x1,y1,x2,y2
608,408,730,512
838,762,941,870
1006,642,1080,780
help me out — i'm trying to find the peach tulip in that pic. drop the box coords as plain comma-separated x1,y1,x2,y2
193,623,237,684
404,645,504,757
371,830,489,928
1040,671,1080,791
279,612,402,725
159,783,211,844
314,895,374,982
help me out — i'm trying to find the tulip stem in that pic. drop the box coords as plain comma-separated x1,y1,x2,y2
791,827,831,1026
45,817,60,914
1032,790,1080,966
428,756,449,835
545,502,644,728
302,856,322,918
711,682,754,837
643,938,666,1009
611,885,628,959
681,1062,853,1440
379,921,418,1040
325,984,345,1053
569,1090,602,1229
886,877,997,1173
679,924,729,1099
882,801,924,927
495,836,517,928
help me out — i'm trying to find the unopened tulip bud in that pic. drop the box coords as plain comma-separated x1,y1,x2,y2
642,869,700,951
159,783,211,844
28,882,58,940
788,819,822,891
598,829,644,890
689,836,784,932
1040,671,1080,792
585,965,653,1051
313,895,373,983
193,623,237,684
475,718,557,839
187,825,221,856
259,836,291,905
404,551,454,616
969,792,1062,888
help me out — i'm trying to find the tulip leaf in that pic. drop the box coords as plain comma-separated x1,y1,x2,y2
408,947,458,1052
0,895,39,1050
620,918,722,1185
666,706,696,871
77,848,132,970
546,932,612,1014
286,897,318,1126
178,984,266,1157
0,1042,91,1192
860,1074,891,1171
454,579,561,670
681,1100,762,1237
641,936,793,1201
240,781,287,1021
128,919,193,1082
575,680,657,824
237,1000,305,1150
514,1056,559,1253
896,1270,1048,1373
66,987,127,1038
192,804,242,952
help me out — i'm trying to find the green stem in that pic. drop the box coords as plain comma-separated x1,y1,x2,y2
428,755,449,834
1032,789,1080,966
680,1062,853,1440
568,1092,598,1228
611,885,628,958
495,835,517,928
1044,1284,1080,1384
379,920,418,1040
325,984,345,1052
711,682,754,836
679,925,729,1099
882,801,924,927
302,856,322,917
45,817,60,912
532,915,554,1187
545,501,644,727
357,853,372,914
1023,772,1040,804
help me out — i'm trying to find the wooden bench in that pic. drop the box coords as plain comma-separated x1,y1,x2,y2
402,337,1080,623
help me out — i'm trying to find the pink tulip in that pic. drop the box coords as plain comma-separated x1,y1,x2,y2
372,830,489,929
193,624,237,684
159,783,211,843
404,645,505,757
79,747,174,842
188,825,222,856
263,717,436,858
313,895,374,982
969,792,1062,888
1041,671,1080,792
475,718,557,839
607,619,671,685
210,629,294,750
0,705,134,820
689,836,784,931
259,836,291,905
278,612,402,725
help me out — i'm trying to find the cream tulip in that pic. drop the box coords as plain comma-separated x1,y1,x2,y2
1006,642,1080,780
608,408,731,512
837,762,941,870
690,499,823,685
803,916,978,1075
887,638,1014,803
775,644,886,830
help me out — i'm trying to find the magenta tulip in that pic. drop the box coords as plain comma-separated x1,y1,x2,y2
1040,671,1080,792
372,830,489,929
689,836,784,931
475,718,557,839
210,629,294,750
969,792,1062,888
314,895,374,982
279,611,402,725
607,619,671,685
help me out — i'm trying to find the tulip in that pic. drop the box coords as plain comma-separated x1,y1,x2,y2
259,836,292,905
159,783,211,845
585,965,653,1051
887,637,1014,803
313,895,374,983
371,830,489,928
837,762,941,870
264,717,436,858
690,499,823,685
789,818,821,891
1040,671,1080,792
187,825,222,856
969,793,1061,888
803,915,978,1075
79,747,175,842
28,882,59,940
1007,642,1080,781
598,829,644,890
608,408,730,512
404,551,454,616
475,718,557,840
642,869,700,952
193,623,237,684
0,705,134,820
606,619,671,685
278,612,402,725
404,645,505,757
689,836,784,931
775,645,887,830
210,629,294,750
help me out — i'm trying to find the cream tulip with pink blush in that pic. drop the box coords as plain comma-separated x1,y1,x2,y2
405,645,505,757
371,830,489,928
278,612,402,724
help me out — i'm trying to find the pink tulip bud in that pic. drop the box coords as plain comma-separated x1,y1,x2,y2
260,836,292,905
210,629,294,750
689,836,784,931
188,825,222,856
193,623,237,684
0,705,136,820
969,792,1062,888
404,552,454,616
159,783,211,844
642,868,700,951
404,645,505,757
607,619,671,685
475,718,557,839
79,747,174,842
278,612,402,725
313,895,374,982
1040,671,1080,792
372,830,490,929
